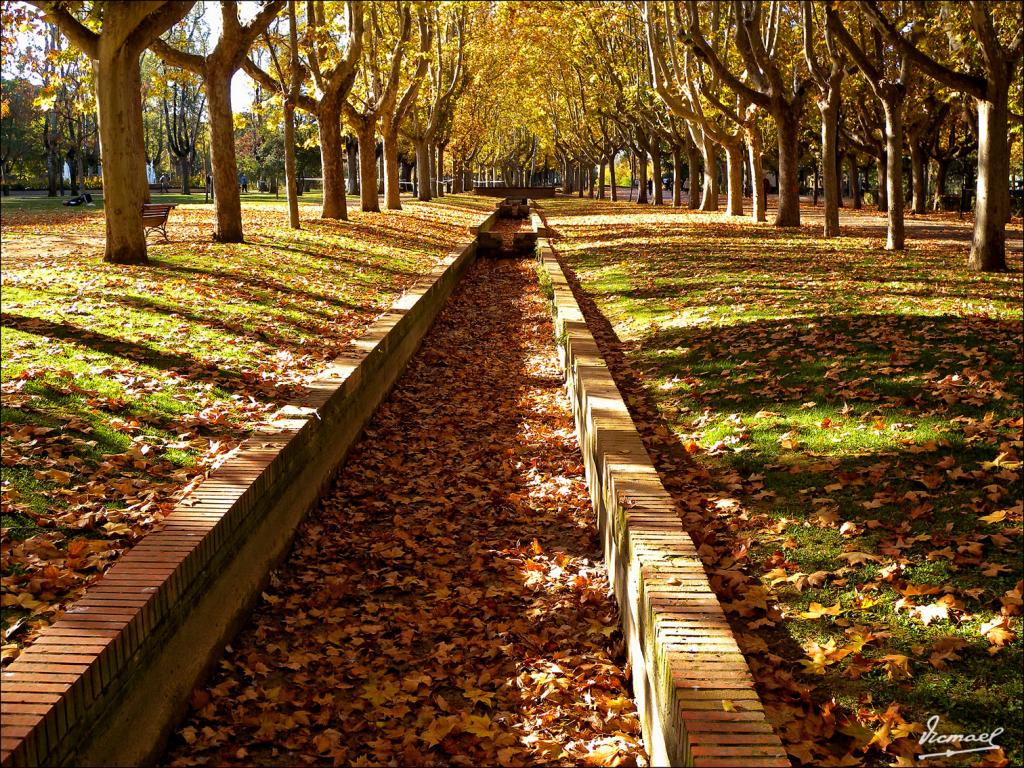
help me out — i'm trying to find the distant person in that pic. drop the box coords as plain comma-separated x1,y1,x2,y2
240,173,248,193
647,178,653,197
159,174,168,192
63,192,93,207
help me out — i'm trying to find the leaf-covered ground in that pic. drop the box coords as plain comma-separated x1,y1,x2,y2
0,193,485,652
542,197,1023,767
163,258,646,768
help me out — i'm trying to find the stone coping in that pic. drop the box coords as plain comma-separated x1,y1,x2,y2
535,234,788,768
0,226,484,768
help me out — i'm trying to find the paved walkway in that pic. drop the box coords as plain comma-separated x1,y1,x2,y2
163,259,647,767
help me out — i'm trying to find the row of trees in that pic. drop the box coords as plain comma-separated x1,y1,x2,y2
1,18,102,197
8,1,475,262
518,1,1020,271
3,2,1020,270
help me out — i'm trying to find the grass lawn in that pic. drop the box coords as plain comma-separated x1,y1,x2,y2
0,191,485,652
543,196,1023,767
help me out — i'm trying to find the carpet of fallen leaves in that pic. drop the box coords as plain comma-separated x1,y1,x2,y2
0,194,485,653
542,198,1023,767
490,216,534,252
163,257,646,768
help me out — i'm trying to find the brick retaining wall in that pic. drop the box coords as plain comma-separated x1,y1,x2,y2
536,239,789,768
0,233,481,767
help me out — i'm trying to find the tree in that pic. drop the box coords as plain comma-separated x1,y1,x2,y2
860,0,1023,271
403,3,466,203
245,1,363,221
162,54,206,194
27,1,195,264
644,0,748,216
150,1,284,240
904,87,950,215
282,0,301,228
826,4,912,250
379,8,432,209
682,0,809,226
802,1,845,237
344,0,421,212
1,79,42,195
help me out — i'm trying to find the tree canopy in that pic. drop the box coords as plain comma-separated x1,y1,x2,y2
1,0,1021,268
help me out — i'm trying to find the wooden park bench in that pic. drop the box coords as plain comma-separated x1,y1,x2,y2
142,203,176,241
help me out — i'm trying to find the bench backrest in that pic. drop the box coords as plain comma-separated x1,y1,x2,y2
141,203,175,223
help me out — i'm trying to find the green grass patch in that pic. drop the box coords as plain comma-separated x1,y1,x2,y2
1,194,487,644
544,197,1024,765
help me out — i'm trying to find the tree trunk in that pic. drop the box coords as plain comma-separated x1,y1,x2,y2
849,155,862,209
283,101,300,229
94,50,150,263
969,89,1009,271
698,134,717,211
46,116,58,197
382,125,402,210
436,144,445,197
609,152,617,201
415,139,431,201
725,141,744,216
747,124,766,222
346,136,359,194
452,156,464,193
686,140,701,209
672,146,682,207
637,152,649,204
355,122,379,212
650,148,662,205
429,143,439,197
598,158,606,199
875,154,888,212
179,155,191,194
317,104,348,220
910,141,927,215
68,151,79,195
76,148,86,196
881,97,905,250
932,157,948,211
820,97,840,237
775,106,801,226
207,72,245,240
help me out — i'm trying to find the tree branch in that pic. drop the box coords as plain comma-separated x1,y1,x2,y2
149,37,205,74
860,0,986,99
26,2,99,59
682,2,769,108
125,1,196,58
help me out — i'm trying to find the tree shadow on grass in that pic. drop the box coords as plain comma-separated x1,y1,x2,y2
144,261,380,311
1,313,291,407
241,237,425,279
106,294,373,354
550,248,1023,761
